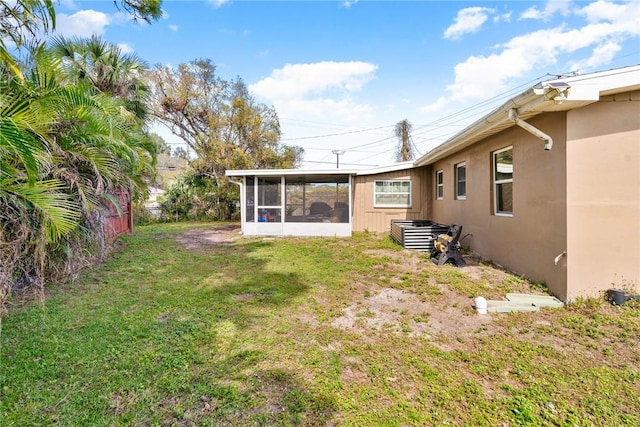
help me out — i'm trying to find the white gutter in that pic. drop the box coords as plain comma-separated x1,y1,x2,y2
508,108,553,151
414,88,540,167
226,168,359,177
414,65,640,167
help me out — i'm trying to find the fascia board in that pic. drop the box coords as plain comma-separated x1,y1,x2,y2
225,168,359,177
413,65,640,168
355,161,415,176
414,89,538,167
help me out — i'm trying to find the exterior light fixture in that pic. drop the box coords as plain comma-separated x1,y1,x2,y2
553,92,566,105
542,81,571,105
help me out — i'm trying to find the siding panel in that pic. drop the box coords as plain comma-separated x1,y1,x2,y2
352,167,429,233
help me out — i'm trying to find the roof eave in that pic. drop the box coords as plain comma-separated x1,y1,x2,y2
414,64,640,167
225,168,359,177
414,88,539,167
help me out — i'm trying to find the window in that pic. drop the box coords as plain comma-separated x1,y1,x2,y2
284,176,349,223
435,170,444,200
374,180,411,208
493,147,513,215
245,176,255,222
455,162,466,200
257,177,282,222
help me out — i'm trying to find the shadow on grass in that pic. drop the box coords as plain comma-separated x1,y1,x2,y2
0,223,337,426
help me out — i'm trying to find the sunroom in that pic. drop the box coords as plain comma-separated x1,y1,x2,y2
226,169,355,237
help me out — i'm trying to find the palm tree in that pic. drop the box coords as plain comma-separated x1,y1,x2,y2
0,0,55,79
1,52,83,306
1,45,156,310
50,35,151,122
49,36,157,197
1,0,162,79
1,1,162,313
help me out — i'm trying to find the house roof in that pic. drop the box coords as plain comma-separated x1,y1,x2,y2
414,64,640,166
225,161,415,178
226,168,359,177
225,65,640,178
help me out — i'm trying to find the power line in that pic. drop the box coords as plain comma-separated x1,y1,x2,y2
280,124,395,141
294,75,552,159
304,147,385,154
301,160,379,167
411,74,548,138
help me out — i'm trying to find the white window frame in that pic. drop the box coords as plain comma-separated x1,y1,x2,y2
435,170,444,200
374,180,412,208
493,146,513,217
455,162,466,200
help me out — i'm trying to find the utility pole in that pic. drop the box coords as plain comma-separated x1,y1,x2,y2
331,150,345,168
394,119,415,162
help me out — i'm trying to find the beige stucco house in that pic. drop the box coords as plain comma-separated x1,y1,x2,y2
226,64,640,301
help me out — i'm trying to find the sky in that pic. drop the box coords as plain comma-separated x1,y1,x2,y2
53,0,640,169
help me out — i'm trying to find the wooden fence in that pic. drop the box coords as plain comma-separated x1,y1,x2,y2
104,190,133,241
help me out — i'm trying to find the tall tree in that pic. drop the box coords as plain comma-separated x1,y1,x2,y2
394,119,416,162
150,132,171,154
113,0,163,23
1,0,162,79
0,0,55,78
1,0,162,313
149,59,303,186
48,35,157,205
1,44,156,311
50,35,151,122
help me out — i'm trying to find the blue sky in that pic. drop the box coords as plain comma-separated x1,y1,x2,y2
54,0,640,169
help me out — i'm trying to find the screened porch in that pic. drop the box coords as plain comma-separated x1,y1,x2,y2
235,173,353,237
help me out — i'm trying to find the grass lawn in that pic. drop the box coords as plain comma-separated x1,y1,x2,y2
1,222,639,426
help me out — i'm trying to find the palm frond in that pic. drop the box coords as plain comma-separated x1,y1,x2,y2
2,178,80,242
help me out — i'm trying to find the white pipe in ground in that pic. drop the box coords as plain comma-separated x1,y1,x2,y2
475,296,488,315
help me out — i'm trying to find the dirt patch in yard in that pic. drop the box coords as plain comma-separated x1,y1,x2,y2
170,224,241,250
329,248,556,349
331,286,494,344
170,227,565,351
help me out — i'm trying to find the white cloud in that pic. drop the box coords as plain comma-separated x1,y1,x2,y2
494,12,512,24
250,61,378,100
109,11,134,26
571,40,622,71
249,61,378,128
444,7,495,40
521,0,573,21
209,0,230,8
55,10,110,37
341,0,359,8
117,43,134,54
424,0,640,111
168,24,178,32
421,97,451,113
577,0,633,23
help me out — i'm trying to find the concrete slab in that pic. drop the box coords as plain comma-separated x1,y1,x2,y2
505,293,564,308
486,300,540,313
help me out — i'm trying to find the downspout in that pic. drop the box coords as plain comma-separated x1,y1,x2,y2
508,108,553,151
509,109,564,267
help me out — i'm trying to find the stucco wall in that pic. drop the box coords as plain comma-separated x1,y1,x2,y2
352,167,429,233
565,91,640,300
428,114,568,299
